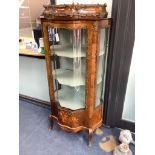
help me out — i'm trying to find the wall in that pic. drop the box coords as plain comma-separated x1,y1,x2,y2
19,56,50,102
19,0,50,28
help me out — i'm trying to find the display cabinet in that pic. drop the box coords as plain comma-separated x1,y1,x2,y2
40,4,111,146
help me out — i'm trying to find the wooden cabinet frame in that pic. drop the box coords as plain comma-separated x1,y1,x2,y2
41,4,111,146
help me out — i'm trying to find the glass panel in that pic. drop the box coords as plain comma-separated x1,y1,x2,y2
49,27,87,110
95,28,108,107
122,46,135,122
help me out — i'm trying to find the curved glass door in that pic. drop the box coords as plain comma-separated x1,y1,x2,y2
49,27,87,110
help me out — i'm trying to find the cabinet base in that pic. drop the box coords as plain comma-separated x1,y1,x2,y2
48,114,102,146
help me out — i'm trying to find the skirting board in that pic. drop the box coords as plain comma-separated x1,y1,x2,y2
19,94,50,109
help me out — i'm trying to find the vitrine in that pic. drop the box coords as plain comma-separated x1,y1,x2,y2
40,4,111,146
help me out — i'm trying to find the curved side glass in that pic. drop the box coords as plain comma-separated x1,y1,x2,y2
49,27,87,110
95,28,109,107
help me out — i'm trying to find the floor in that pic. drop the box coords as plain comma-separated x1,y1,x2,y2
19,100,135,155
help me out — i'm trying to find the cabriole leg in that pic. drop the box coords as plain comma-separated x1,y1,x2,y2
48,115,54,131
88,128,93,147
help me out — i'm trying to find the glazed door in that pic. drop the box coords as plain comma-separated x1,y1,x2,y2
42,22,90,112
50,27,87,110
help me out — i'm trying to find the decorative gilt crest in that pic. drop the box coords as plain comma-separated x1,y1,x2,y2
41,3,108,20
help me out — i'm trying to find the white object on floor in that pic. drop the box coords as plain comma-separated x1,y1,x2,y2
119,130,135,145
113,143,132,155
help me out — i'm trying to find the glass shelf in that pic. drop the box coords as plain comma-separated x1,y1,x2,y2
51,45,86,58
55,87,85,110
55,85,101,110
50,45,104,58
52,68,102,87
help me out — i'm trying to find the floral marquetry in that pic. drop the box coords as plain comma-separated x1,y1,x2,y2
58,110,79,126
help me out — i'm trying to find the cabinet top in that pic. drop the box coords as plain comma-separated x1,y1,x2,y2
40,4,108,20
